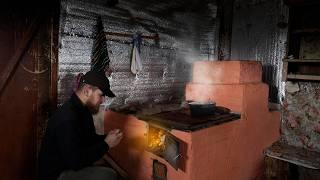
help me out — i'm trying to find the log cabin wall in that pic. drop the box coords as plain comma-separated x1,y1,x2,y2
230,0,289,103
58,0,219,109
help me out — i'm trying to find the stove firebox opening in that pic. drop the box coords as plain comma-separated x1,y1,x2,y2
147,125,166,154
147,124,181,169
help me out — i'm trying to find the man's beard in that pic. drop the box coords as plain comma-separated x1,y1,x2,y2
87,101,100,114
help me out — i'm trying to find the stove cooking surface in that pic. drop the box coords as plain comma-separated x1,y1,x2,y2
137,109,240,131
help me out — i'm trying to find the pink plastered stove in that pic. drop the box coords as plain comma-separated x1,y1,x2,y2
104,60,280,180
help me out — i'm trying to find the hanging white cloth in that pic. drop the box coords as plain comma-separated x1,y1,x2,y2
131,34,143,74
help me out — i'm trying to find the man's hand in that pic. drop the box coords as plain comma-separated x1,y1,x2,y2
104,129,123,148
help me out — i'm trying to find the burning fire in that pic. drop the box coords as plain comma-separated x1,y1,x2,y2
147,126,166,152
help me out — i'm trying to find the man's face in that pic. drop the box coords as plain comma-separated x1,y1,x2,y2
86,87,105,114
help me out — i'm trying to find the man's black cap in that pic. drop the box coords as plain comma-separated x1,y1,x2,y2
82,70,116,97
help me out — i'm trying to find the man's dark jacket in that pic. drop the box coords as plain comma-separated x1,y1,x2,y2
38,93,109,180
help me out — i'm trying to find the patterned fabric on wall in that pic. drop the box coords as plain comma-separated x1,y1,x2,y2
281,82,320,152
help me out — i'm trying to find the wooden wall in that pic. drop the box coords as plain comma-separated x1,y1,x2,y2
0,2,59,179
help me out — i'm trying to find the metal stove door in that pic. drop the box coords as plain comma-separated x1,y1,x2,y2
147,124,181,169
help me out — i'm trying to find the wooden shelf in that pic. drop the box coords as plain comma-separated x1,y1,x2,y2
292,28,320,35
287,74,320,81
284,59,320,62
282,59,320,81
265,141,320,169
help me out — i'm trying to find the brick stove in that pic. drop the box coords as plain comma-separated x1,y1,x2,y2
104,60,280,180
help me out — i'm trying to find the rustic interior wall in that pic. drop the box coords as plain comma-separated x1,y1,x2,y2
58,0,219,108
280,4,320,153
231,0,320,153
231,0,289,103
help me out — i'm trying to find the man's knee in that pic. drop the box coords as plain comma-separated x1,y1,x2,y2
58,166,118,180
91,166,117,180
